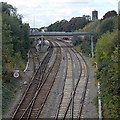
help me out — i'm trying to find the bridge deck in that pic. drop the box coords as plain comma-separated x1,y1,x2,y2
29,32,93,37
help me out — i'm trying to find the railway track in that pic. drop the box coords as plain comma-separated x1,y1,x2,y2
54,41,89,119
72,48,89,119
37,40,89,119
11,42,62,119
38,42,68,118
22,42,61,119
11,39,89,119
56,44,74,118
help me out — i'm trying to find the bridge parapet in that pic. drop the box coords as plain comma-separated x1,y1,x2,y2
29,31,93,36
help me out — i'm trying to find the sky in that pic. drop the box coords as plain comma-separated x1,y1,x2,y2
1,0,119,28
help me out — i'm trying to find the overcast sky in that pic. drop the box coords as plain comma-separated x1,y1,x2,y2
1,0,119,28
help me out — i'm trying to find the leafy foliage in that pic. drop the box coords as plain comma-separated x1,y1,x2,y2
2,2,30,79
76,16,118,57
2,2,17,16
96,16,118,36
102,10,117,20
2,2,30,114
46,16,90,32
95,31,119,118
95,31,118,64
75,11,119,118
76,36,91,56
81,20,100,33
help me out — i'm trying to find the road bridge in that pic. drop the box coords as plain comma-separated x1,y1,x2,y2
30,32,93,36
29,28,94,57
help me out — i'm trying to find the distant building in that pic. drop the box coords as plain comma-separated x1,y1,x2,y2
42,27,47,32
92,10,98,21
30,28,40,35
83,15,91,21
85,15,91,21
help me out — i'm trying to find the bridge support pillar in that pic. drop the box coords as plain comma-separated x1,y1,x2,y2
72,35,78,45
41,35,44,50
91,35,94,57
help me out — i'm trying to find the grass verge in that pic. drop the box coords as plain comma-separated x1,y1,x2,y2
2,76,22,115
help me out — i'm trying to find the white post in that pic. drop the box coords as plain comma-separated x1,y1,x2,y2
96,62,102,120
98,82,102,120
91,35,94,57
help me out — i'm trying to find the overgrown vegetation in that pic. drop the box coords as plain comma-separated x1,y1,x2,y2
75,11,119,118
2,2,30,114
76,16,118,56
95,31,119,118
2,77,22,113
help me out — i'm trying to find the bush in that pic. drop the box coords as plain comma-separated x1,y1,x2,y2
95,31,119,118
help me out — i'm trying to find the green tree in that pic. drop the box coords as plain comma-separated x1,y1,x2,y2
47,16,90,32
96,16,118,36
2,2,17,16
95,31,120,118
2,2,30,80
103,10,117,20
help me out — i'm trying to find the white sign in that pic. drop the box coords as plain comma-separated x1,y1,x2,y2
13,72,19,78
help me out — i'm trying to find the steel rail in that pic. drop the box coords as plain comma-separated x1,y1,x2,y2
14,41,61,119
54,42,68,119
61,48,82,119
28,41,62,119
73,49,89,119
11,43,53,120
62,47,89,119
19,48,54,119
61,44,82,120
54,41,82,119
54,41,89,120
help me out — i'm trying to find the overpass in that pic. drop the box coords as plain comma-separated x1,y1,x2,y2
29,32,93,36
29,28,94,57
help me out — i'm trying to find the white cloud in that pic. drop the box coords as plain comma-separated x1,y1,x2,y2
51,0,93,3
2,0,119,28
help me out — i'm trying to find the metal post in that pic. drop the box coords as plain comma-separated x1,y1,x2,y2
72,35,78,45
72,36,74,45
98,82,102,120
91,35,94,57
